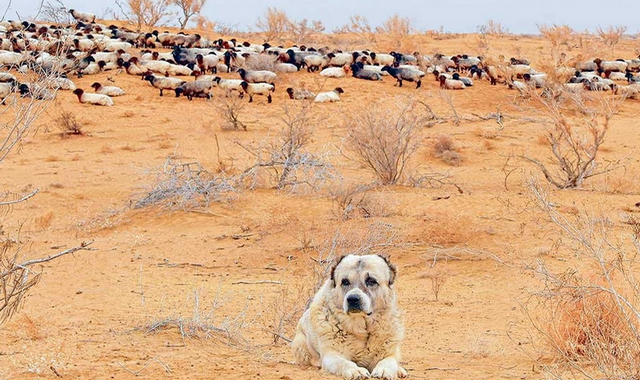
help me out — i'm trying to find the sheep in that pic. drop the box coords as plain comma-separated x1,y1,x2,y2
381,65,425,88
91,82,125,97
212,76,245,97
195,53,219,74
304,54,329,72
143,73,186,96
327,52,354,67
575,60,597,72
602,70,628,82
392,52,418,65
79,60,104,75
563,83,584,93
452,55,482,72
350,63,382,81
0,79,16,104
614,83,640,98
174,80,213,100
314,87,344,103
522,73,546,88
0,72,17,82
237,68,277,83
361,65,388,76
510,57,530,65
69,9,96,23
369,52,395,66
626,71,640,84
431,70,452,81
508,64,534,78
123,61,145,75
439,75,466,89
73,88,113,106
275,63,299,73
104,41,132,52
239,81,274,103
0,51,23,65
626,58,640,72
452,73,473,87
594,58,628,73
166,63,192,76
18,83,55,100
320,66,349,78
583,80,611,91
286,87,315,100
48,76,76,90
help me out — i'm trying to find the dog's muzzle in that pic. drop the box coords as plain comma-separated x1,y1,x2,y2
346,294,363,313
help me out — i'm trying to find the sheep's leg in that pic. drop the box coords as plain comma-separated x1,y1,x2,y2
159,88,163,96
267,94,272,103
248,95,253,103
398,79,403,87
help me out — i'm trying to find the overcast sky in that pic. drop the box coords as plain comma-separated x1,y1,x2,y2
4,0,640,35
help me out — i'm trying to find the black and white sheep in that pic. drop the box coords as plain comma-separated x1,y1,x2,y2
69,9,96,23
91,82,125,97
174,80,213,100
239,81,274,103
350,63,382,81
439,75,466,89
314,87,344,103
72,88,113,106
143,73,186,96
212,77,245,97
381,65,425,88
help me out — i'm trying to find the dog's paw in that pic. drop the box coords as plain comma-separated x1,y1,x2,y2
342,366,370,379
397,366,408,378
371,366,394,379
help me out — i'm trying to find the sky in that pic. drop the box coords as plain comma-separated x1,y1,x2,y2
4,0,640,35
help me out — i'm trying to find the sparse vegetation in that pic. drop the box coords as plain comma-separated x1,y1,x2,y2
171,0,206,29
55,110,83,137
431,134,462,166
345,98,426,185
115,0,174,31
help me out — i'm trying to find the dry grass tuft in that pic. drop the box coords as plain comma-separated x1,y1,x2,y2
55,111,83,138
431,134,462,166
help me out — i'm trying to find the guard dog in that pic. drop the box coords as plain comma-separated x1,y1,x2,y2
292,254,406,379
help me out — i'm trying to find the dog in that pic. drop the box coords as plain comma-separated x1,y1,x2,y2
292,254,406,379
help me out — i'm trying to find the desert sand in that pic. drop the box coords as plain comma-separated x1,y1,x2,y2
1,26,639,380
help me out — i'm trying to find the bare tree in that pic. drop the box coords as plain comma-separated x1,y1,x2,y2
515,86,627,189
40,0,74,24
115,0,173,31
376,14,412,39
287,19,325,45
334,15,376,45
255,7,289,42
596,25,627,56
171,0,206,29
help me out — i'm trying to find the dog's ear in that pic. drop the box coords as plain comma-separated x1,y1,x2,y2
378,254,397,286
330,255,347,287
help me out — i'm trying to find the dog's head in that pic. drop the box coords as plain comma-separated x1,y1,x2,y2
329,254,397,316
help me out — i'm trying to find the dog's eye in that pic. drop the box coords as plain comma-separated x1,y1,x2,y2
341,278,350,286
365,277,378,287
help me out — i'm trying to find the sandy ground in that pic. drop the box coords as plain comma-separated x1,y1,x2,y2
1,29,640,379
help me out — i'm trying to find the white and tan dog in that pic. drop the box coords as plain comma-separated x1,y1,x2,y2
292,254,406,379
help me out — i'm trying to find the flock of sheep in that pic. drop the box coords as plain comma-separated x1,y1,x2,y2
1,9,640,108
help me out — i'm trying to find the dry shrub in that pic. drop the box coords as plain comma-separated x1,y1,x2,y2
538,24,574,50
596,25,627,55
422,267,449,301
132,157,238,212
55,111,83,137
477,20,509,38
214,94,247,131
345,98,427,185
35,211,54,230
333,15,377,46
171,0,206,29
330,183,395,221
473,127,499,140
114,0,174,31
431,134,462,166
267,285,308,344
525,179,640,379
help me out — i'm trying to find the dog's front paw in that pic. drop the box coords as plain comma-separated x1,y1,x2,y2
397,366,408,378
342,366,370,379
371,366,394,379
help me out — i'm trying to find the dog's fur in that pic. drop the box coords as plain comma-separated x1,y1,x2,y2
292,254,406,379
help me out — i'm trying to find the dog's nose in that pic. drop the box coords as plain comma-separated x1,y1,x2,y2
347,295,362,310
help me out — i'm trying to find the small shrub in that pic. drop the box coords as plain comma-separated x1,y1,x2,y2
55,111,83,137
431,134,462,166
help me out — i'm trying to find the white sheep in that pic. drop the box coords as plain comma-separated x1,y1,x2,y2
275,63,299,73
314,87,344,103
304,54,329,72
594,59,627,72
47,77,76,90
69,9,96,23
439,75,466,89
286,87,315,100
0,80,16,104
327,52,354,67
320,66,349,78
73,88,113,106
0,51,23,66
369,52,395,66
240,81,275,103
212,77,245,97
91,82,125,96
104,41,132,52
